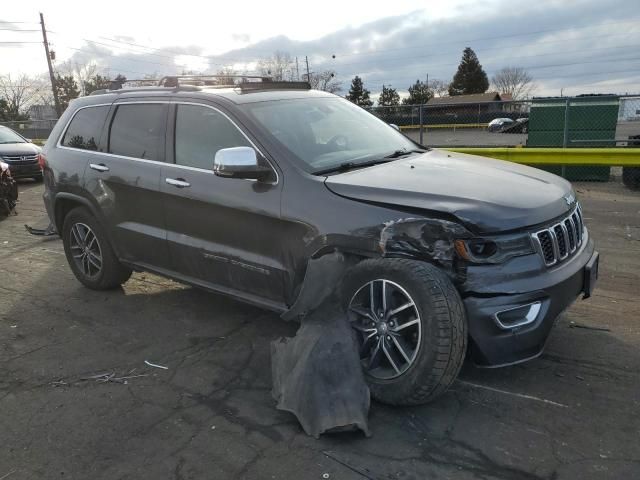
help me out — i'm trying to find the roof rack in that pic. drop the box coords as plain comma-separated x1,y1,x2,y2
88,75,312,96
157,74,272,87
112,78,159,89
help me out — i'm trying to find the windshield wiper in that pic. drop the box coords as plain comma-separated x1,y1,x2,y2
314,148,429,175
384,148,428,159
314,159,392,176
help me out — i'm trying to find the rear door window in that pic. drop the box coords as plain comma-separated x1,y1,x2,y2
174,104,251,170
108,104,167,161
61,105,110,151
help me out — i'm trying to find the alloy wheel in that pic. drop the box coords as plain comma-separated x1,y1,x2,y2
69,222,103,279
348,279,422,380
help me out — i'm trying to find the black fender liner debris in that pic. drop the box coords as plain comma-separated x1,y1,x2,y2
271,299,371,438
24,222,58,236
0,162,18,218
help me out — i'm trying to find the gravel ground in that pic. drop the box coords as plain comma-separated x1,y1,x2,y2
1,179,639,480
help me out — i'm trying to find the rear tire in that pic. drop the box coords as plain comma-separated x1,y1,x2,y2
62,207,132,290
342,258,467,405
33,174,43,182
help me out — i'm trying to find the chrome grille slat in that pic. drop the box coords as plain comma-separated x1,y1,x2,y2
564,217,576,252
532,204,585,267
2,154,38,163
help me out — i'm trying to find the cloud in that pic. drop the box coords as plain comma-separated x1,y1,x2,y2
50,0,640,96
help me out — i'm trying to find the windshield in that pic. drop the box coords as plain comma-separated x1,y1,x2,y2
0,127,26,144
241,97,421,173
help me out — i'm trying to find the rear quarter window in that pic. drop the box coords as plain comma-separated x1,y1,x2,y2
61,105,110,151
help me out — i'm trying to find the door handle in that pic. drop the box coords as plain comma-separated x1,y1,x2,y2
165,177,191,188
89,163,109,172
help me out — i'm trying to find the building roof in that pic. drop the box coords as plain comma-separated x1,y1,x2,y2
427,92,503,105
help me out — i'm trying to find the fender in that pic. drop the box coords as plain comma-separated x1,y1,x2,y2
53,191,122,258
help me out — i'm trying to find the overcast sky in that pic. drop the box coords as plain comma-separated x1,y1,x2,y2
2,0,639,98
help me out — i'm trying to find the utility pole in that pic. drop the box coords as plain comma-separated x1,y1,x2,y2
305,56,310,83
40,13,61,117
295,56,300,81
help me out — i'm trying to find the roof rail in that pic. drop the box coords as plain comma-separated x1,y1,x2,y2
87,75,312,96
113,78,159,89
236,81,311,92
158,74,272,87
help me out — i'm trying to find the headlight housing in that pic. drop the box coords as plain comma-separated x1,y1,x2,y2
455,234,534,264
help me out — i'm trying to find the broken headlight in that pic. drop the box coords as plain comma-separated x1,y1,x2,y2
454,234,534,264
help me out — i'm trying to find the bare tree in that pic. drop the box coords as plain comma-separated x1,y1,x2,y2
491,67,535,100
428,79,449,98
57,60,100,96
0,74,49,119
308,70,342,93
258,51,295,81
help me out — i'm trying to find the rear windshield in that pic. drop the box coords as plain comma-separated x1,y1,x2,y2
240,97,418,173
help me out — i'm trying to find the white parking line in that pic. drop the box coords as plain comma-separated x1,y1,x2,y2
457,380,569,408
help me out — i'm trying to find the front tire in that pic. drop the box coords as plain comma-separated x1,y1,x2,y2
62,207,132,290
343,258,467,406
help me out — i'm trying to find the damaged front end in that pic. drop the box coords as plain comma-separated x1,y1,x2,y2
0,161,18,218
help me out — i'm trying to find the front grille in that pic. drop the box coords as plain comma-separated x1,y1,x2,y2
532,204,585,267
2,154,38,164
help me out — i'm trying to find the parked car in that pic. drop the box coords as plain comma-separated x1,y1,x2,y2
0,125,42,180
41,78,598,405
488,117,514,132
500,117,529,134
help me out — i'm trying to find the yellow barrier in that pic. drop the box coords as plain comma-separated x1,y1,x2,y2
442,147,640,166
399,123,486,130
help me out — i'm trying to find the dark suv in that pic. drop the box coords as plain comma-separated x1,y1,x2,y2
42,77,598,405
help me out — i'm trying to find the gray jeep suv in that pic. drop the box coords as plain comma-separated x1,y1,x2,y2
42,77,599,405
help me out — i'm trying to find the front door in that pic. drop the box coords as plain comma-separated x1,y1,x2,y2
161,102,286,307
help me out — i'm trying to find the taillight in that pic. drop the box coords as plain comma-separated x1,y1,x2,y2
37,152,47,170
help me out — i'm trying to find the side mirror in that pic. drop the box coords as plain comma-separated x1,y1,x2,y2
389,124,400,131
213,147,272,181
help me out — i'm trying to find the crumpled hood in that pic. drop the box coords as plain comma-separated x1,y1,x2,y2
324,149,575,233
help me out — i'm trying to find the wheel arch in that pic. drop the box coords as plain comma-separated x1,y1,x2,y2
53,193,121,258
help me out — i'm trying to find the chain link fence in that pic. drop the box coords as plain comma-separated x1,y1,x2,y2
0,119,57,143
2,95,639,188
367,95,640,186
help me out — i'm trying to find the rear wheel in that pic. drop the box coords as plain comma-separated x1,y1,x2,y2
343,258,467,405
62,207,132,289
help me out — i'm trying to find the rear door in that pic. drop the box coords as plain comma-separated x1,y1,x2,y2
83,101,171,269
161,101,286,307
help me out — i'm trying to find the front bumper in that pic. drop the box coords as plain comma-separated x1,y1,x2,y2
463,233,597,367
5,161,41,178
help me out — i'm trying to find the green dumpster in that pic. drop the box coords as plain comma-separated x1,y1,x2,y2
526,96,618,181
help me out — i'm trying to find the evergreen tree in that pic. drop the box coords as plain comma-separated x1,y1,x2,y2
448,47,489,96
345,76,373,107
378,84,400,106
55,74,80,112
402,79,432,105
83,74,111,95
